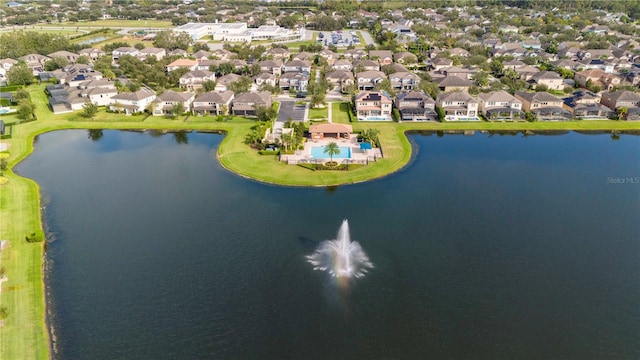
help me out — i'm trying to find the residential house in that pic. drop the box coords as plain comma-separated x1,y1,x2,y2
389,72,420,91
231,91,272,117
283,59,311,73
215,73,241,91
47,51,80,64
266,47,291,61
325,70,354,92
575,69,621,91
196,59,221,71
394,91,437,121
477,91,524,121
562,90,614,119
503,60,527,71
78,48,105,61
292,52,313,61
211,49,234,61
393,52,418,65
254,72,277,87
356,70,386,91
18,53,50,74
527,71,564,90
279,72,309,92
430,57,453,71
551,59,581,71
192,91,234,116
166,59,198,72
152,90,195,116
111,47,139,61
368,50,393,65
109,89,157,115
436,91,480,121
600,90,640,120
353,59,380,72
258,60,283,76
354,90,393,121
137,47,166,61
343,49,367,61
191,50,212,62
167,49,188,58
319,49,340,65
0,58,17,77
437,76,474,92
179,70,216,90
580,59,615,73
331,59,353,72
514,91,572,120
450,48,470,58
440,66,476,80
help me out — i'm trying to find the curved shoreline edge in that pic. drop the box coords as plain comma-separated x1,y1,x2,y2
1,119,639,359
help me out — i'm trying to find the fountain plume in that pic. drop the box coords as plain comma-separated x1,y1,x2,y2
307,220,373,279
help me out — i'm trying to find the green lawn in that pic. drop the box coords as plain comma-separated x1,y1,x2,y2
1,84,639,360
309,106,328,120
38,19,173,28
0,28,85,37
331,101,352,123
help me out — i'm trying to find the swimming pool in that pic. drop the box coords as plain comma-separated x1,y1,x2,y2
364,116,391,121
310,146,351,159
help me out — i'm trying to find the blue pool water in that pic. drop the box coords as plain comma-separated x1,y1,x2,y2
0,109,8,114
310,146,351,159
365,116,391,121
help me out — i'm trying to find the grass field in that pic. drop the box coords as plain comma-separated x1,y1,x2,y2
0,84,639,360
38,19,173,29
0,27,86,37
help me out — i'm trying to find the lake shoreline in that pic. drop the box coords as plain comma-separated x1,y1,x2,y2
1,117,639,359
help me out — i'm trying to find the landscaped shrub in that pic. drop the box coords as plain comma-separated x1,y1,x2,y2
0,99,11,106
258,150,280,155
25,230,45,243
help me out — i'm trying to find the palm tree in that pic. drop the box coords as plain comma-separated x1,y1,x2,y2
323,141,340,163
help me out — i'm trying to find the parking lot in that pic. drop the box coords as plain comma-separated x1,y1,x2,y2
318,30,361,47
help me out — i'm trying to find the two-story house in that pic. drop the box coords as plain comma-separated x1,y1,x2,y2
78,48,105,61
258,60,283,76
394,91,437,121
266,47,291,61
527,71,564,90
231,91,272,117
368,50,393,65
279,72,309,92
152,90,195,116
574,69,621,91
283,59,311,74
254,72,277,87
600,90,640,120
562,90,614,120
109,89,157,115
353,59,380,72
47,51,80,64
437,76,474,92
477,91,524,121
192,91,234,116
354,90,393,121
319,49,340,65
356,70,386,91
137,47,166,61
325,70,355,93
331,60,353,72
0,58,17,77
166,59,198,72
215,73,242,92
389,72,420,91
179,70,216,90
343,49,367,61
515,91,572,120
112,47,139,61
436,91,480,121
18,53,50,74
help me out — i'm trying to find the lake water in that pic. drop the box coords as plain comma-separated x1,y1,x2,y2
16,130,640,359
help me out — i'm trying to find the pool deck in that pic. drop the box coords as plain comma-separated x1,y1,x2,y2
281,135,382,165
